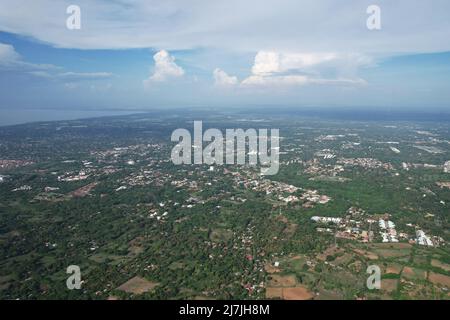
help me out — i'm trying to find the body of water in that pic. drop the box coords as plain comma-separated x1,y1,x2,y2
0,109,140,127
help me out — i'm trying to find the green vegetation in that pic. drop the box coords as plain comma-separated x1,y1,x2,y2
0,111,449,300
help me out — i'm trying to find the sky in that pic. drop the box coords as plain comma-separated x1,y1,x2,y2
0,0,450,114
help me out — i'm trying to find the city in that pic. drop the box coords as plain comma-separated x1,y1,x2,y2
0,110,449,300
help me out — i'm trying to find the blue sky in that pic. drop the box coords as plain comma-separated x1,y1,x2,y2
0,0,450,112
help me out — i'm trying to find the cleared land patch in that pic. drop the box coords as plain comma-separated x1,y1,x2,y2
431,259,450,272
381,279,398,293
116,276,159,294
283,286,314,300
401,266,427,281
267,274,297,287
265,287,283,299
428,272,450,288
385,263,402,274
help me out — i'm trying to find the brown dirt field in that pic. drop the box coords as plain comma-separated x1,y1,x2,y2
282,286,314,300
402,266,414,276
402,267,426,280
264,263,280,274
428,272,450,287
385,264,402,274
371,243,412,250
69,182,97,197
374,249,410,258
315,289,343,300
265,287,283,299
431,259,450,272
353,249,378,260
193,296,215,300
317,246,344,261
267,274,297,287
116,276,159,294
334,253,353,266
381,279,398,293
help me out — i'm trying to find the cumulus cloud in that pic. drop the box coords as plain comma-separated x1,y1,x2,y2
241,51,369,87
144,50,184,85
251,51,340,75
213,68,238,87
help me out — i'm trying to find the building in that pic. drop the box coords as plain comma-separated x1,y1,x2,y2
444,161,450,173
416,230,433,247
311,216,342,224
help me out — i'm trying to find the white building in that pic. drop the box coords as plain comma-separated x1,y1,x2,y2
444,161,450,173
311,216,342,224
416,230,434,247
387,221,395,229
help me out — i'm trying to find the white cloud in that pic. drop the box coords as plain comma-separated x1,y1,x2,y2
251,52,280,75
58,72,113,80
241,75,366,87
144,50,184,85
242,50,369,87
0,43,20,64
26,70,113,81
252,52,340,75
0,42,113,84
242,74,309,86
0,42,61,73
251,51,372,75
250,51,343,75
0,1,449,55
213,68,238,87
28,71,52,78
